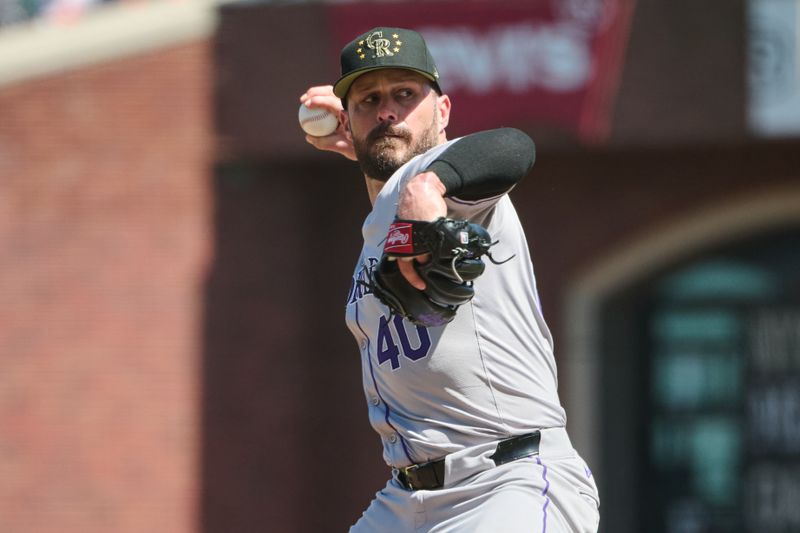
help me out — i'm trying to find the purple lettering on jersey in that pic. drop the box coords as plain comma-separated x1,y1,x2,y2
377,315,401,369
347,257,379,305
392,315,431,361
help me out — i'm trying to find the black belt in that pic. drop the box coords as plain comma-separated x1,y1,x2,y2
395,431,541,491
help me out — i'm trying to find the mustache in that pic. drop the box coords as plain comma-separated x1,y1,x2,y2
367,123,412,143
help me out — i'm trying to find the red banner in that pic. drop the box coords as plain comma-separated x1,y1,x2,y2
328,0,635,143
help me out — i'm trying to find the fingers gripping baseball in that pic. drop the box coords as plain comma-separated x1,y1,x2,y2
299,103,339,137
299,85,356,161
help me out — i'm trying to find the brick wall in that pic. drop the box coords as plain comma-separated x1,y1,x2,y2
0,41,212,533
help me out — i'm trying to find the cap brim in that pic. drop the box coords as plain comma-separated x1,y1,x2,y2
333,66,439,101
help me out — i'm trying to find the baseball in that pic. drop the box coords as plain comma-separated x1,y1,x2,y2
298,103,339,137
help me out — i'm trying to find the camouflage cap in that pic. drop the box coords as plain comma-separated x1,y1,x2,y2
333,27,442,102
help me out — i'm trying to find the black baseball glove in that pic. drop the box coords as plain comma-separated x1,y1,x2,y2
367,217,508,327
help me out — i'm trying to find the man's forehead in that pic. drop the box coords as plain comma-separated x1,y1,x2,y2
349,69,431,92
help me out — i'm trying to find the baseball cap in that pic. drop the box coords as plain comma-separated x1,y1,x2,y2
333,27,442,102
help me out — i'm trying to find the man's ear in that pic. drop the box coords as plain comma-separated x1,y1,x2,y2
437,94,451,133
340,109,353,141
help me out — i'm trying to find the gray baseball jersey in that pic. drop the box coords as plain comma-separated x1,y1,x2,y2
345,138,567,468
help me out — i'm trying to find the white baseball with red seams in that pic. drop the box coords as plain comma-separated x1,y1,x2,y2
298,103,339,137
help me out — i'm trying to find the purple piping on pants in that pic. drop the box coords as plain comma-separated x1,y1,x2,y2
354,303,414,464
537,457,551,533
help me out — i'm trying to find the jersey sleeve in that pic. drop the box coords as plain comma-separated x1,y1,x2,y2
425,128,535,223
425,128,535,202
443,194,501,226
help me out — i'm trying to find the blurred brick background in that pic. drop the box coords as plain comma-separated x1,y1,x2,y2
0,42,212,532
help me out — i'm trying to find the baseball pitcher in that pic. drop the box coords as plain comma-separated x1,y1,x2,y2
300,26,600,533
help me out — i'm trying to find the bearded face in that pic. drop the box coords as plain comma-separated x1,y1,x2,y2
350,102,440,183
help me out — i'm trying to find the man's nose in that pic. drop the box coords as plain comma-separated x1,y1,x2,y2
377,101,398,123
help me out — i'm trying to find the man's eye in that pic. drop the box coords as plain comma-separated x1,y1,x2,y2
397,89,414,98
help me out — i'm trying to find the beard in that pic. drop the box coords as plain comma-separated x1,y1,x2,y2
352,115,439,183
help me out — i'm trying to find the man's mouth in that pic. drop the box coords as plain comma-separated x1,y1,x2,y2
369,125,410,143
370,135,407,151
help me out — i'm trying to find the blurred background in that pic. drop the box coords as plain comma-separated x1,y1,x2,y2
1,0,799,532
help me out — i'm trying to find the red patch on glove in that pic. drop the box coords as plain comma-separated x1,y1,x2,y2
383,222,415,255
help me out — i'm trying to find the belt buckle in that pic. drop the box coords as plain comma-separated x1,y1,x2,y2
398,464,420,490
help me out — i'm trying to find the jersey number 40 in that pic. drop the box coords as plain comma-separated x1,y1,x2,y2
376,315,432,370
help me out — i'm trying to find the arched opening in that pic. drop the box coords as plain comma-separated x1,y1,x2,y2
565,187,800,533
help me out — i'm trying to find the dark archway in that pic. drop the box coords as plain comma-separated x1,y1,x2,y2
599,226,800,533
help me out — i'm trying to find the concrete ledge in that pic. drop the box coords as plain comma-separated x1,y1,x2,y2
0,0,227,87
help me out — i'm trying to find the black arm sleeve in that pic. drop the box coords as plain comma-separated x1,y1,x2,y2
424,128,535,201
